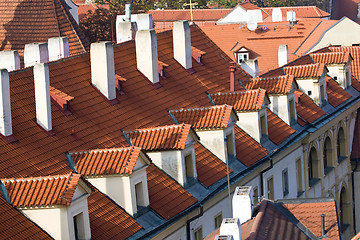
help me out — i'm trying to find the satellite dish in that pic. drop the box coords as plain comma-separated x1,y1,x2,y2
272,8,282,22
247,21,257,31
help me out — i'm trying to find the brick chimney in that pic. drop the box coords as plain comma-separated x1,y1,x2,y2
135,30,159,85
173,20,192,70
48,37,70,61
278,44,288,67
0,69,13,137
232,186,254,224
220,218,241,240
0,50,20,72
24,43,49,68
90,42,117,103
230,63,236,91
34,63,52,132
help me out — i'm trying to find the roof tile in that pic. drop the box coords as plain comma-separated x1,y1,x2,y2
295,90,325,126
283,63,326,78
267,109,295,145
242,75,294,94
310,52,350,64
326,76,351,107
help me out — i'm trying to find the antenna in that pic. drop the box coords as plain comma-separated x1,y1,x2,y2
272,8,282,22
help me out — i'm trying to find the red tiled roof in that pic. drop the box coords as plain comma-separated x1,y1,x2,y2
295,90,325,126
125,124,196,151
210,89,267,112
310,52,351,64
70,146,143,176
87,188,142,240
2,173,81,207
0,194,53,239
169,105,236,129
352,231,360,240
329,46,360,81
267,110,295,145
242,75,295,94
234,125,268,166
284,199,340,239
146,164,197,220
326,76,351,107
77,3,109,21
0,0,89,60
352,75,360,92
283,63,326,78
262,6,330,20
238,2,260,10
194,143,232,187
148,9,231,22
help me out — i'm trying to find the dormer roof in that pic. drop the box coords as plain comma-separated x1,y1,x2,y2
169,105,238,130
242,75,296,94
295,90,325,126
329,46,360,80
267,110,295,145
1,173,83,207
310,52,352,64
124,124,199,151
283,63,326,78
326,76,351,107
210,89,269,112
69,146,148,176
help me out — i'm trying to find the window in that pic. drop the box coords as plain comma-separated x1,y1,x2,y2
194,226,203,240
308,90,312,95
214,213,223,229
135,182,145,209
185,154,194,183
226,133,235,158
289,99,295,121
346,70,351,87
237,53,249,64
340,187,350,232
260,115,267,136
296,158,303,193
334,76,338,81
337,127,346,163
282,169,289,197
253,186,259,204
308,147,320,186
73,213,85,240
320,84,325,104
267,177,274,200
323,137,333,173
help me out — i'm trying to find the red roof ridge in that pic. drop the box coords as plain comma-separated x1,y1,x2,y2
126,123,191,133
243,75,294,94
70,146,141,156
310,51,351,64
249,199,269,240
283,63,326,78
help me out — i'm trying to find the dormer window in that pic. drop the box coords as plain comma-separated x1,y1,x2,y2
238,52,249,64
185,153,195,184
73,213,86,240
320,84,326,104
135,181,146,210
289,99,296,122
260,114,267,137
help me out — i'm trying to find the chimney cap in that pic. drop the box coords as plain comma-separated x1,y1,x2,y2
235,186,252,195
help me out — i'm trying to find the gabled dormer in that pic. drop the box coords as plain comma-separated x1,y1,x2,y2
1,173,92,240
231,43,259,77
241,75,298,125
124,124,199,187
68,147,150,216
210,89,270,143
310,52,352,89
169,105,239,163
283,63,328,106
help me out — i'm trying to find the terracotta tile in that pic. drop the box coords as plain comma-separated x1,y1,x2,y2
295,90,325,126
326,76,351,107
242,75,294,94
267,110,295,145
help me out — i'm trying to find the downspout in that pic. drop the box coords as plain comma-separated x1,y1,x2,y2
351,158,359,234
260,159,273,198
186,205,203,240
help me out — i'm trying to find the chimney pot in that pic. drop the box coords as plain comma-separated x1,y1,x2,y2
24,43,49,68
173,20,192,70
230,63,236,92
232,186,253,224
0,50,20,71
48,37,70,61
220,218,241,240
125,4,131,22
0,69,12,137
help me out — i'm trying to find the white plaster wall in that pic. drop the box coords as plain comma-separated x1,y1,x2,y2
337,159,349,180
268,94,294,125
147,150,182,184
130,167,150,208
323,169,336,192
196,129,227,163
66,195,92,240
327,65,346,88
217,6,248,24
296,78,321,105
181,145,197,182
307,180,322,198
241,59,258,77
236,110,264,143
350,114,356,152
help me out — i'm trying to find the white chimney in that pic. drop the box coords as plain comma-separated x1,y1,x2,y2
232,186,254,224
272,8,282,22
215,236,234,240
135,14,153,30
287,11,296,22
278,44,288,67
24,43,49,68
135,30,159,84
90,41,117,101
220,218,241,240
34,63,52,132
0,50,20,71
0,69,12,137
48,37,70,61
116,21,137,43
173,20,192,70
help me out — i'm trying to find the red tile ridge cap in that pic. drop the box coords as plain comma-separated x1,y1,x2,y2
126,123,191,133
310,51,351,64
69,146,142,156
283,63,326,78
248,199,269,240
245,75,294,94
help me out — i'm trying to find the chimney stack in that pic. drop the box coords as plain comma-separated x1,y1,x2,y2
232,186,254,224
135,14,153,30
278,44,288,67
220,218,241,240
135,30,159,84
173,20,192,70
34,63,52,132
230,63,236,91
0,69,13,137
48,37,70,61
90,41,117,102
116,21,137,44
24,43,49,68
0,50,20,72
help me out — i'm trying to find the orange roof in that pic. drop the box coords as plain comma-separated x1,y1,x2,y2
169,105,236,129
295,90,325,126
310,52,351,64
146,164,197,220
0,0,89,60
326,76,351,107
2,173,81,207
0,194,53,239
267,110,295,145
148,9,231,22
238,2,260,10
210,89,267,112
87,188,143,239
284,199,340,239
194,143,232,187
242,75,294,94
234,125,268,166
352,75,360,92
352,231,360,240
283,63,326,78
77,3,110,21
329,46,360,81
262,6,330,20
69,147,143,176
125,124,196,151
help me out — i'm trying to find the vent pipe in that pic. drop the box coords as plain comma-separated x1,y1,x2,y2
125,4,131,22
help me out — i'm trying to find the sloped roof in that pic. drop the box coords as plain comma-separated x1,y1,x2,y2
87,188,143,239
0,194,53,239
146,164,197,220
352,75,360,92
262,6,330,21
69,147,143,176
295,90,325,126
326,76,351,107
195,142,232,187
125,124,196,151
310,52,351,64
267,110,295,145
283,63,326,78
210,89,268,112
238,2,260,10
148,9,231,22
169,105,237,129
328,46,360,80
234,125,268,166
242,75,295,94
2,173,81,207
0,0,89,59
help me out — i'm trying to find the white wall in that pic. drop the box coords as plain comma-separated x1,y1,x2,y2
268,93,295,125
236,108,266,143
217,6,248,24
296,75,326,105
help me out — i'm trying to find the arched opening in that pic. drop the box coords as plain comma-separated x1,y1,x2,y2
337,127,346,163
308,147,320,186
340,187,350,232
323,137,333,174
